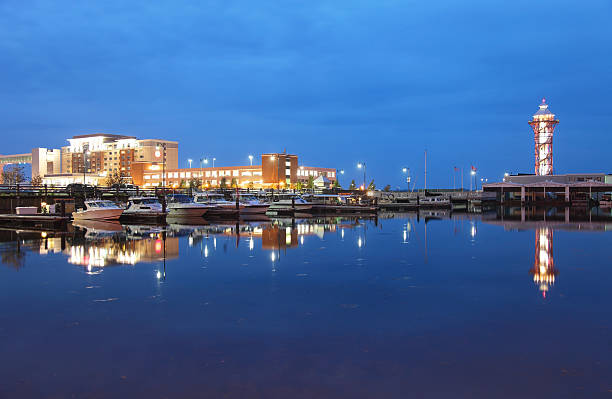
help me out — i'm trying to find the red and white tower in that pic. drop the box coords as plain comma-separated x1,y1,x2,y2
529,98,559,176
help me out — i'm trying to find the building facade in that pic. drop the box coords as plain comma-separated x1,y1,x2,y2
140,153,337,189
60,134,178,176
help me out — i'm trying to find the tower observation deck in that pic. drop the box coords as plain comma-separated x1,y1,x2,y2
529,98,559,176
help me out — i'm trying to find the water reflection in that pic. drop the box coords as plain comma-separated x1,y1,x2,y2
530,228,558,298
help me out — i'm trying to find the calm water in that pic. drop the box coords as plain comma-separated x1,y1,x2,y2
1,210,611,398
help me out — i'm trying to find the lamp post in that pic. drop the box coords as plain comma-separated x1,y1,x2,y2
212,157,216,168
402,167,410,191
271,156,278,189
248,155,253,166
188,158,192,169
82,144,90,185
357,162,366,190
155,144,166,188
470,169,476,191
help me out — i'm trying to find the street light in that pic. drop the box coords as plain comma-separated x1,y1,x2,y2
188,158,193,168
470,169,476,191
248,155,253,166
402,167,410,191
357,162,366,190
212,157,216,168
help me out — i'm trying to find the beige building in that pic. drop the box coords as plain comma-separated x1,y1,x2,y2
60,134,178,176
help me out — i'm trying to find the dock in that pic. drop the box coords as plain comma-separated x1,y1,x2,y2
0,214,70,231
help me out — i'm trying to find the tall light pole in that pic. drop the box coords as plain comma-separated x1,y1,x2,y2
188,158,193,169
357,162,366,190
470,169,476,191
155,144,166,188
82,144,89,185
248,155,253,166
212,157,216,168
402,167,410,191
271,156,278,189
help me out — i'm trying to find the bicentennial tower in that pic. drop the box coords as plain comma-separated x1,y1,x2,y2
529,98,559,176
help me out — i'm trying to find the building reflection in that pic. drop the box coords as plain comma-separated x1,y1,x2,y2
530,228,558,298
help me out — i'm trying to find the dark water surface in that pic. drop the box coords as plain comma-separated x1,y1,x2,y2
1,212,611,398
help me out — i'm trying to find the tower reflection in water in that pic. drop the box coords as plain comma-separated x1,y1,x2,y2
529,228,558,298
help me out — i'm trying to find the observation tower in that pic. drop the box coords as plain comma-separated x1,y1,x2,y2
529,98,559,176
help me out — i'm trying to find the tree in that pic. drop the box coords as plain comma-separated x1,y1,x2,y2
231,177,238,188
31,175,43,186
179,179,187,188
333,179,341,189
307,175,315,189
383,184,391,192
105,170,124,187
219,177,227,189
349,179,356,190
367,179,376,190
189,177,202,189
1,165,26,185
295,181,303,191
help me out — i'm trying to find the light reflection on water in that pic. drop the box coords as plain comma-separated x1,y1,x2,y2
0,209,611,398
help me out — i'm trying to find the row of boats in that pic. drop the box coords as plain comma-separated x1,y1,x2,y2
73,193,314,221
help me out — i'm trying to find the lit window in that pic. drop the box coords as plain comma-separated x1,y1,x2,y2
233,170,239,176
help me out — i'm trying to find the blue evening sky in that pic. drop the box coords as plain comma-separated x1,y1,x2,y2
1,0,611,188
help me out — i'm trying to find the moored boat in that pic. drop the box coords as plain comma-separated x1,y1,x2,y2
122,196,166,221
194,192,240,217
72,200,124,221
266,194,313,215
166,194,210,218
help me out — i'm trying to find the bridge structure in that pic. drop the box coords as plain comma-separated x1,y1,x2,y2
0,153,33,183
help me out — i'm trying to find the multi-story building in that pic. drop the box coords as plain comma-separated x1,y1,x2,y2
60,134,178,176
140,153,337,189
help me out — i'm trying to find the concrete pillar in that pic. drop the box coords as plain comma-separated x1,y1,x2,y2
521,206,525,222
565,186,570,202
521,186,525,203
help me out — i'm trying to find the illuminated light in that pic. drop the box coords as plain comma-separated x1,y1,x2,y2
156,271,161,280
470,225,477,238
300,236,304,245
155,150,161,158
41,232,48,238
188,236,193,246
249,237,254,251
403,230,407,242
341,229,344,239
271,252,276,262
155,240,162,253
357,237,362,248
204,245,209,258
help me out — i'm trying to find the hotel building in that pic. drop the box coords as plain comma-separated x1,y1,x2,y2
42,134,178,186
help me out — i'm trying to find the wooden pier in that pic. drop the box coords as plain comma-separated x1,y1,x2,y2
0,214,69,231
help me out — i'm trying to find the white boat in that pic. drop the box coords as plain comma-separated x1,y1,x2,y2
418,194,451,208
166,194,210,218
234,194,269,214
267,195,313,215
73,200,124,221
123,197,166,218
194,192,239,217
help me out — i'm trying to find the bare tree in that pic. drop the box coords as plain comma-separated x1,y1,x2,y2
1,165,26,185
